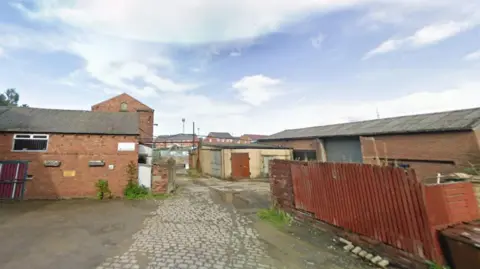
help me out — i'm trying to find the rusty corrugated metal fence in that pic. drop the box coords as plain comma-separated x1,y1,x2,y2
290,162,437,260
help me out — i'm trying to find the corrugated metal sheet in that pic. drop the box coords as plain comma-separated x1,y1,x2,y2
291,162,437,260
262,107,480,140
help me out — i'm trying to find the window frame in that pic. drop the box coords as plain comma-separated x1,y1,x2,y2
12,134,50,152
120,102,128,112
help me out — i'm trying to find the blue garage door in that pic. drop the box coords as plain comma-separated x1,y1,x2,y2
324,137,363,163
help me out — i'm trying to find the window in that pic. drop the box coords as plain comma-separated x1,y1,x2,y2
120,102,128,112
13,134,49,152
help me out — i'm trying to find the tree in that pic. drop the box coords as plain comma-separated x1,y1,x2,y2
0,89,27,107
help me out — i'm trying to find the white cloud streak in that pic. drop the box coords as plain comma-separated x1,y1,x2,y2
464,50,480,61
365,19,479,58
232,75,283,106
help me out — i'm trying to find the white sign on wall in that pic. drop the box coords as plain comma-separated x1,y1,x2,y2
118,142,136,152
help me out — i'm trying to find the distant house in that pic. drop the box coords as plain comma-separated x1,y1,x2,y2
258,107,480,181
206,132,235,143
240,134,267,143
155,133,198,148
0,107,139,199
92,93,154,145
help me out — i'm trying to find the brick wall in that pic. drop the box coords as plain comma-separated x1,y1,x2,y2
361,131,480,180
92,94,154,144
0,133,138,199
151,160,176,194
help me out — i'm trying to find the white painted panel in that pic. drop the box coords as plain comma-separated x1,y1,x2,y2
118,142,136,152
138,164,152,189
263,156,277,175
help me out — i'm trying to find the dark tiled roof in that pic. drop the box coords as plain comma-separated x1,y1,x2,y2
203,142,291,149
155,133,196,142
207,132,233,139
260,107,480,141
0,107,139,135
243,134,267,140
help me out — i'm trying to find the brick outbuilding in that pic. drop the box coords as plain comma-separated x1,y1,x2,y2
92,93,154,144
259,107,480,181
0,107,139,199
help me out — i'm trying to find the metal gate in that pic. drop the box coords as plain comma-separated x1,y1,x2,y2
211,150,222,178
0,161,29,200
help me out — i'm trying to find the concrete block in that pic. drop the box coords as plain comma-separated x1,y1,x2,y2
338,237,352,245
377,259,389,268
351,246,362,254
370,256,382,264
343,244,354,251
365,254,374,260
358,250,367,257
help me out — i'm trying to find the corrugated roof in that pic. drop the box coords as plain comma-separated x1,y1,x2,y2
207,132,233,138
203,142,291,149
0,107,139,135
261,107,480,141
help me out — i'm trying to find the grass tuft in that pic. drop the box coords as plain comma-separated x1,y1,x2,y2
257,208,293,228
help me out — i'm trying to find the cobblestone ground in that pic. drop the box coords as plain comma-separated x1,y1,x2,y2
97,185,278,269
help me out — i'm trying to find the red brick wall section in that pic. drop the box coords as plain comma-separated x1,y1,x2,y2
152,164,169,194
92,93,154,143
361,131,480,180
269,160,295,211
0,133,138,199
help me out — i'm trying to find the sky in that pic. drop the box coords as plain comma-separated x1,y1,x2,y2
1,0,480,137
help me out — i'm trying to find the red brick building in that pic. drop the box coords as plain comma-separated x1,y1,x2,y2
0,107,139,199
259,107,480,181
155,133,198,149
92,93,154,144
240,134,267,143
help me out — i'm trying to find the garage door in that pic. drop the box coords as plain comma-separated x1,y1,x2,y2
211,150,222,177
324,137,363,163
263,156,277,176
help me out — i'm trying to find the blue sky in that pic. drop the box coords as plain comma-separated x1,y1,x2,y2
1,0,480,136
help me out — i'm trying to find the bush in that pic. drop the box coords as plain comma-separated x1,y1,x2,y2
95,179,112,200
124,181,150,200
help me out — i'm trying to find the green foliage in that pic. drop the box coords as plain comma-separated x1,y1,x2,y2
124,181,150,199
257,208,293,228
126,161,138,183
427,261,450,269
0,88,27,107
95,179,112,200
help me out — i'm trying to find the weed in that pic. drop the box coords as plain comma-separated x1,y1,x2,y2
95,179,112,200
257,208,293,228
124,181,150,200
427,261,450,269
187,169,202,178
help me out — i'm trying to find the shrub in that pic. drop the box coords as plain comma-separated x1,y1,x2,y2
95,179,112,200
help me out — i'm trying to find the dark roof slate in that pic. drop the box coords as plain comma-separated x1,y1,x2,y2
207,132,233,139
260,107,480,141
0,107,139,135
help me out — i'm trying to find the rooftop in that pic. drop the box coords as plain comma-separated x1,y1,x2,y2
207,132,234,139
260,107,480,141
0,107,139,135
203,142,291,149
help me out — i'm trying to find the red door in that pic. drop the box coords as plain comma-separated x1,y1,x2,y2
231,153,250,179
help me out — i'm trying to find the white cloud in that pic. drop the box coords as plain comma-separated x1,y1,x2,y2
0,47,4,57
464,50,480,61
311,33,325,49
229,51,241,57
229,81,480,135
365,20,478,58
16,0,477,44
232,75,283,106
